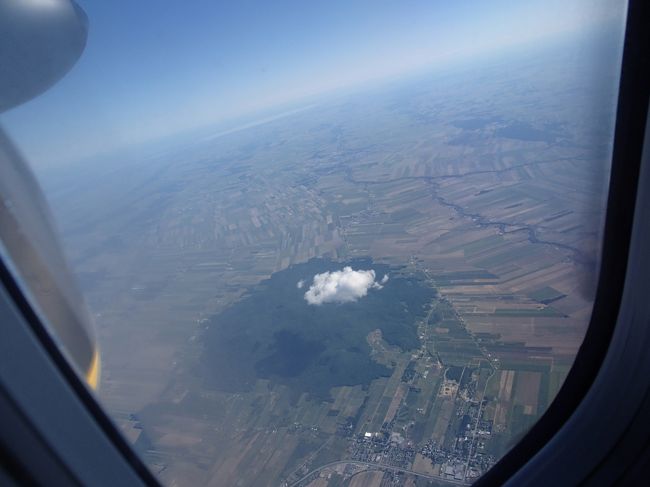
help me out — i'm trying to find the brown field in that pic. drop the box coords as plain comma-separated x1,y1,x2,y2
383,383,408,425
513,372,542,414
412,453,439,476
348,471,385,487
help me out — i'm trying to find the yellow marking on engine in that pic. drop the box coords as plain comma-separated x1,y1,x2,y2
86,348,100,390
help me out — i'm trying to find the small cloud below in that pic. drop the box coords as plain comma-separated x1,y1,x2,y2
297,279,305,289
303,267,387,305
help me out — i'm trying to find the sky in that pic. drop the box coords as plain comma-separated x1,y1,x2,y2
0,0,626,168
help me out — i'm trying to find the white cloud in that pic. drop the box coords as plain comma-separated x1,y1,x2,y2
297,279,305,289
380,274,389,284
303,267,386,305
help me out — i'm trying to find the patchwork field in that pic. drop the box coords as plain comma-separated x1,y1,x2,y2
44,35,620,486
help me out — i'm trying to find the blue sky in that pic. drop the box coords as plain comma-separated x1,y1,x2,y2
0,0,625,168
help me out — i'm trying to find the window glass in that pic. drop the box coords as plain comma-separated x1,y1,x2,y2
1,1,627,485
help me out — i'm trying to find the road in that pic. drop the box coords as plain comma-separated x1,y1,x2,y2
287,459,471,487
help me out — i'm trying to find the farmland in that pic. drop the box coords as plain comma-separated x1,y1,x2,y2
44,34,619,486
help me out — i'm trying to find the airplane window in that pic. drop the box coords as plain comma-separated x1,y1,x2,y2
0,0,628,485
